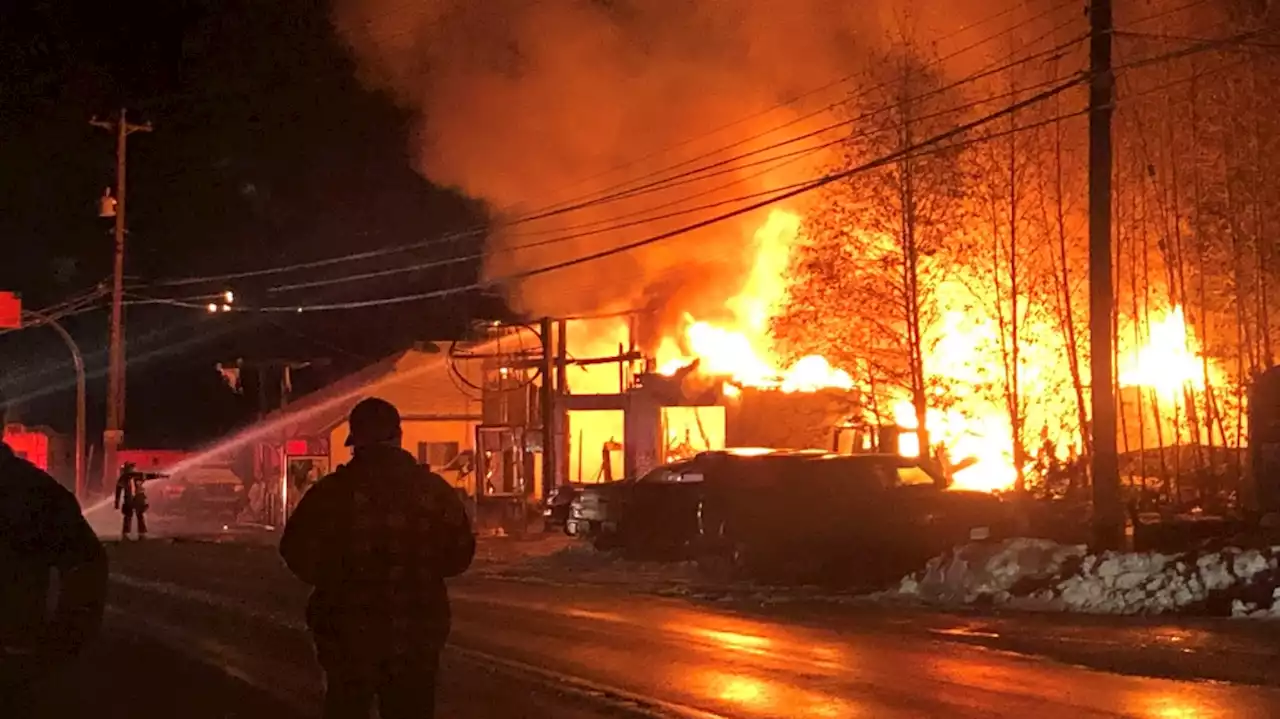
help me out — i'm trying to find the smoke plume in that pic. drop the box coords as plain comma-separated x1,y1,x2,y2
331,0,998,320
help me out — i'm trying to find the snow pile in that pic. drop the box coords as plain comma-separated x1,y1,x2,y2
900,538,1086,604
894,538,1280,616
1233,587,1280,618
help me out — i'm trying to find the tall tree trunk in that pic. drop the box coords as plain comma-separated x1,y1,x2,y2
1128,147,1147,484
1139,159,1171,493
898,62,930,458
1188,67,1216,471
1007,105,1026,493
1051,97,1091,466
1161,67,1187,488
1249,56,1273,369
1115,156,1129,460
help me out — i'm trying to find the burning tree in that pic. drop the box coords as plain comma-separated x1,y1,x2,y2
776,44,968,459
958,32,1090,493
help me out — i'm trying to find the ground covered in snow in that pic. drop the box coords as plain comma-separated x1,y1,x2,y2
891,537,1280,617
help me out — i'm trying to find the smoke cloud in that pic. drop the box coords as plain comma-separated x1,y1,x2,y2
331,0,1000,320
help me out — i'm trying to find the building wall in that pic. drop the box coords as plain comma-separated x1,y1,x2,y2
372,351,481,418
119,449,191,473
319,347,487,493
3,424,73,490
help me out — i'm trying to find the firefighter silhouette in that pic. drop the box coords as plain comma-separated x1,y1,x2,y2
114,462,166,539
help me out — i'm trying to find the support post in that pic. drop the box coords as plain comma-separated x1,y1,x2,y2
555,319,569,487
539,318,556,499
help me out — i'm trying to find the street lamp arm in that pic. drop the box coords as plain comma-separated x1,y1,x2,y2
21,310,87,503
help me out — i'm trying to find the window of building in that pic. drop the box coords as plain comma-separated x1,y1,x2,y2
418,441,460,469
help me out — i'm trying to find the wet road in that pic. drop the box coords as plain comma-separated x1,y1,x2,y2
96,540,1280,718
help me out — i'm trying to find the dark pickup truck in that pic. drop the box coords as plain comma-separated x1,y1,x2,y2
568,448,1011,584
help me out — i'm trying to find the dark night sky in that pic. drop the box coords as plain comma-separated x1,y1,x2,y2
0,0,503,447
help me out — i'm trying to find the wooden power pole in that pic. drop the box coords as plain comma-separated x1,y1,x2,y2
1088,0,1122,549
91,109,151,493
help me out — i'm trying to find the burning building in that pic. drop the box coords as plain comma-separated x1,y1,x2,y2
328,0,1249,498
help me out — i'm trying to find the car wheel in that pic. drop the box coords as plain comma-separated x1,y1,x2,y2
697,523,752,582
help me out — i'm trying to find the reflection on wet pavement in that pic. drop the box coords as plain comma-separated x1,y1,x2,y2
103,542,1280,719
449,581,1280,719
692,668,861,718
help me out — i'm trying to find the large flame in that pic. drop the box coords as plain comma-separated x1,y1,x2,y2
645,208,1226,494
1118,307,1225,401
655,210,854,394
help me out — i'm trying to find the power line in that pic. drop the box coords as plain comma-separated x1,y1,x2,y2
265,64,1092,295
126,30,1262,319
524,33,1089,224
529,3,1085,217
1120,0,1220,30
1116,51,1255,101
0,287,109,338
511,3,1039,208
228,78,1085,313
130,2,1067,246
133,27,1241,310
1110,28,1268,73
1115,28,1280,52
149,22,1088,291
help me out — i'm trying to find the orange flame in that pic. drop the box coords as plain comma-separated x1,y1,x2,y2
654,210,854,394
1118,306,1225,399
580,207,1229,494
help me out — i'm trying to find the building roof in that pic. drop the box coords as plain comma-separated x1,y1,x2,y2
259,339,498,440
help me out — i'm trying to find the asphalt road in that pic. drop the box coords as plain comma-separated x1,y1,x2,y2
46,538,1280,718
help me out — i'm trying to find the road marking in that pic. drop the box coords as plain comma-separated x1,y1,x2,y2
110,572,729,719
105,605,314,713
448,644,728,719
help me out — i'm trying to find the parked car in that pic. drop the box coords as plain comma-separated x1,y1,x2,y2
165,465,246,520
566,448,823,552
543,483,584,532
568,448,1012,584
696,452,1012,584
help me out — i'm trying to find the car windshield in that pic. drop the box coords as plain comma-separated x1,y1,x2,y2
896,465,936,487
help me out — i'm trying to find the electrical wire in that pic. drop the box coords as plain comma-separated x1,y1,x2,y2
1111,29,1269,73
512,1,1040,208
223,79,1087,314
1116,53,1255,102
107,28,1253,317
520,33,1089,224
0,287,110,338
1115,29,1280,51
266,64,1092,295
529,2,1085,216
1120,0,1220,30
148,17,1088,291
143,12,1253,313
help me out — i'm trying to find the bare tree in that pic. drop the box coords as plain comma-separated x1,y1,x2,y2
776,43,968,457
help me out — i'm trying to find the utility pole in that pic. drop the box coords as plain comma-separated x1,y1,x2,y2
1088,0,1122,549
91,109,151,494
